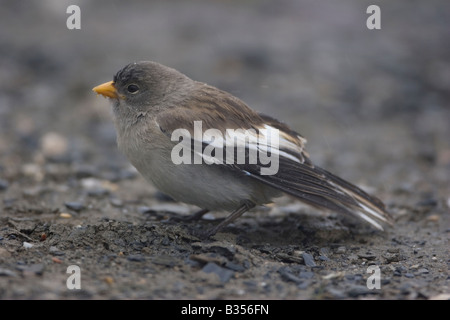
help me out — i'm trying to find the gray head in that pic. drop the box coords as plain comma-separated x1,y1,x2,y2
111,61,193,113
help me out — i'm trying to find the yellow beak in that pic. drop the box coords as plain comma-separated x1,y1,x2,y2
92,81,119,99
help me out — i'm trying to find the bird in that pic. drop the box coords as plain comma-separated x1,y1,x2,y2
93,61,393,238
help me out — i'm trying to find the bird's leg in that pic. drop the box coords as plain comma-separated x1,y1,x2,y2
204,201,255,238
170,208,210,222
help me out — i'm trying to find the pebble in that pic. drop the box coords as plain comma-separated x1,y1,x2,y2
302,252,316,267
326,288,346,299
23,242,34,249
59,213,72,218
336,246,347,254
49,246,65,256
64,201,85,212
127,254,145,262
275,252,304,264
192,241,237,258
21,163,44,181
417,268,429,274
81,178,114,196
151,255,179,267
426,215,440,222
40,132,68,158
348,285,373,297
278,267,303,284
404,273,415,278
383,252,401,263
202,262,234,283
299,271,314,279
0,268,17,277
297,280,311,290
110,198,123,207
17,263,45,275
387,248,400,253
224,261,245,272
0,179,9,191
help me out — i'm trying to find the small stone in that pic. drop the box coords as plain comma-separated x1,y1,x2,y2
426,215,440,222
336,246,346,254
275,252,304,264
202,262,234,283
151,255,179,267
59,213,72,219
52,257,63,264
278,267,302,284
110,198,123,207
0,268,17,277
41,132,68,158
104,276,114,285
49,246,65,256
387,248,400,253
417,268,429,274
297,280,311,290
322,271,345,280
64,201,85,212
299,271,314,279
404,273,414,278
0,179,9,191
23,242,33,249
22,163,44,181
302,253,316,267
81,178,113,196
431,256,437,261
18,263,44,275
348,285,373,297
383,252,400,263
319,255,329,261
127,254,145,262
326,288,346,299
224,261,245,272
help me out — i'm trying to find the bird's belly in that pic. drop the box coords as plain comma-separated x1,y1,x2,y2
127,148,278,211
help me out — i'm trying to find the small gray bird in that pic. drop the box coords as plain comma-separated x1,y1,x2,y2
93,61,393,237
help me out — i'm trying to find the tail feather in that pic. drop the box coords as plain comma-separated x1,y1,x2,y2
246,160,393,230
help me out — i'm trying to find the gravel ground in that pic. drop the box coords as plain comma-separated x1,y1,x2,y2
0,0,449,300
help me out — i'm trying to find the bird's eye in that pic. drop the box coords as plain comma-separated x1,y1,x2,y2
127,84,139,94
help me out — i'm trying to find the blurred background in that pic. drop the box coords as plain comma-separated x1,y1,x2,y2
0,0,449,201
